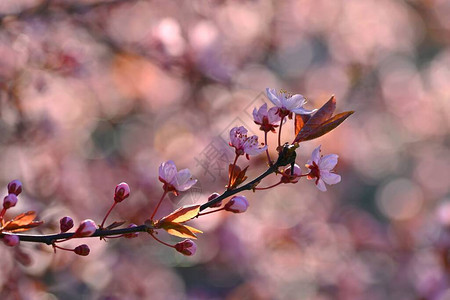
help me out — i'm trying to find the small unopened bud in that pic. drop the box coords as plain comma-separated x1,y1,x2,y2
175,239,197,256
114,182,130,203
124,223,139,239
224,195,249,213
3,235,20,247
3,194,18,209
281,164,302,183
74,244,90,256
75,219,97,237
207,192,222,208
60,216,74,233
7,180,23,196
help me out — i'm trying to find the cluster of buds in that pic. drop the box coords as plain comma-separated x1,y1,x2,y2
0,88,352,259
1,180,23,247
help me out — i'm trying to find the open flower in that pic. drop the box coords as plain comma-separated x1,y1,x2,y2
306,145,341,192
266,88,316,117
253,103,282,133
159,160,197,195
229,126,267,159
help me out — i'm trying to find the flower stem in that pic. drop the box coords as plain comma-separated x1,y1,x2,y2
278,116,285,148
150,190,168,220
149,231,174,248
100,202,117,229
0,208,6,225
197,207,225,217
254,181,283,190
53,244,74,252
264,131,272,166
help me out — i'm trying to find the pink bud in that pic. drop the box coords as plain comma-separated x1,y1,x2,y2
114,182,130,203
3,194,18,209
124,223,139,239
7,180,23,196
74,244,90,256
207,192,222,208
281,164,302,183
60,216,74,233
175,239,197,256
75,219,97,237
224,195,249,213
3,235,20,247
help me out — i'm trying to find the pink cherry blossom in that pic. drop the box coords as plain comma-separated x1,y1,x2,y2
224,195,249,213
266,88,316,117
229,126,267,159
158,160,197,195
175,239,197,256
306,145,341,192
252,103,282,132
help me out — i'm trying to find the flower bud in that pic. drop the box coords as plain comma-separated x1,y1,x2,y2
60,216,74,233
207,192,222,208
175,239,197,256
124,223,139,239
74,219,97,237
3,235,20,247
281,164,302,183
114,182,130,203
3,194,18,209
74,244,90,256
7,180,23,196
224,195,249,213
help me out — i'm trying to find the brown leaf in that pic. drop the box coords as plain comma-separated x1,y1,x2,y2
159,205,200,224
298,111,354,142
2,211,43,232
293,96,353,143
106,221,126,230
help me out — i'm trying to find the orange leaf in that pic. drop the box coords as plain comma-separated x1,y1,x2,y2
163,222,199,239
159,205,200,223
294,114,311,136
228,165,248,190
2,211,43,232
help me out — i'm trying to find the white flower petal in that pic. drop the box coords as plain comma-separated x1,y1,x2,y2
266,88,282,107
311,145,321,164
321,171,341,185
268,107,282,124
175,169,197,191
319,154,339,171
159,161,177,183
291,107,317,115
316,179,327,192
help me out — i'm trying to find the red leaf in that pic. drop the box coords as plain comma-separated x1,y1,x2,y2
293,96,353,143
228,165,248,190
106,221,126,230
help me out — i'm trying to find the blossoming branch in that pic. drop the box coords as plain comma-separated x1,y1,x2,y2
0,89,353,259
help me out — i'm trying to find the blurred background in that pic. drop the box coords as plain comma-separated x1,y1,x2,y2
0,0,449,299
